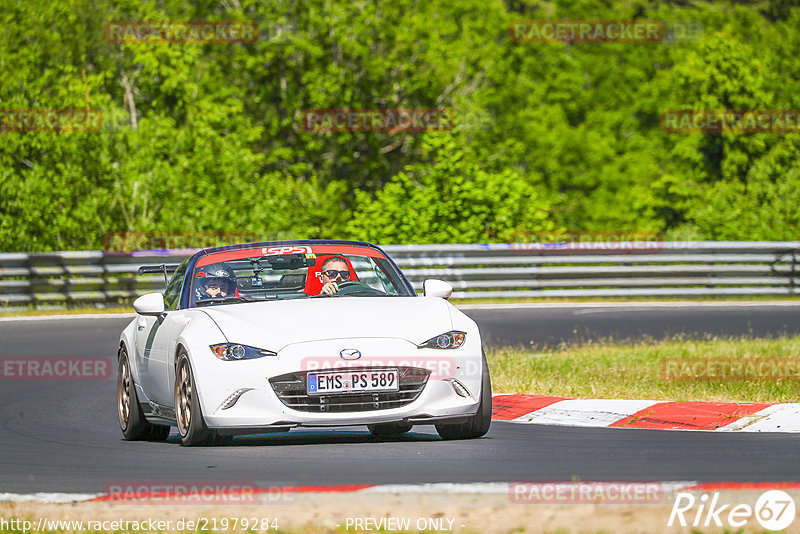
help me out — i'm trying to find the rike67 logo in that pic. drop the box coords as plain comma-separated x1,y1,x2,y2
669,490,796,531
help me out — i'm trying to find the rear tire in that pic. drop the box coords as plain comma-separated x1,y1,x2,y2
435,352,492,440
117,347,171,441
175,352,214,446
368,423,412,436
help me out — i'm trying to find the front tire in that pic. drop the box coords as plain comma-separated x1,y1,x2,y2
175,352,214,446
117,347,171,441
435,352,492,440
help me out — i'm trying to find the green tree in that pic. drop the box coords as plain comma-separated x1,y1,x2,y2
347,133,554,243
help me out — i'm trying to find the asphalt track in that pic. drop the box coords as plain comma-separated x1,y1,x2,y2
461,302,800,347
1,303,800,494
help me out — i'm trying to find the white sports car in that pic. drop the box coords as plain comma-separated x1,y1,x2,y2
117,240,491,446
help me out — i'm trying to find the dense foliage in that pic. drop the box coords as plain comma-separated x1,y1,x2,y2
1,0,799,251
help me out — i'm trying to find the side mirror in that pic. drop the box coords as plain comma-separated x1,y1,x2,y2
423,279,453,299
133,292,166,316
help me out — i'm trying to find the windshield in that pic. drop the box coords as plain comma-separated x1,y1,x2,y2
189,244,412,306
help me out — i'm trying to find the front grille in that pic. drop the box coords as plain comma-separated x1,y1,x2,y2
269,366,429,413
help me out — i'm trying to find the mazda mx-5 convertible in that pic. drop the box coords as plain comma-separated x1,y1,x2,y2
117,240,491,446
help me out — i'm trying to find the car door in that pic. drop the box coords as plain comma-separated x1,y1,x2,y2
134,260,189,406
161,309,191,411
133,313,169,405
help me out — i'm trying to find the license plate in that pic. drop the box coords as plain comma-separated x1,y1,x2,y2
307,369,399,395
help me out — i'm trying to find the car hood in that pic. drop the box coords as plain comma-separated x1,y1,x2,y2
199,297,454,351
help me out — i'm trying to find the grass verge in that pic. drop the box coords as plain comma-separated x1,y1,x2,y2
487,335,800,403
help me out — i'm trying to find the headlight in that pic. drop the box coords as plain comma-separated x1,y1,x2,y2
210,343,277,361
418,331,466,349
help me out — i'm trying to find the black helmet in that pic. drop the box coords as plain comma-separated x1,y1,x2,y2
196,263,236,292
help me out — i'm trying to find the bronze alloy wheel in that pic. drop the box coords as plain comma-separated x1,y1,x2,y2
117,347,170,441
176,357,193,436
174,352,215,446
117,351,132,430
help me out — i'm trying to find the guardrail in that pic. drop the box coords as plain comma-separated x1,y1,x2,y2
0,241,798,309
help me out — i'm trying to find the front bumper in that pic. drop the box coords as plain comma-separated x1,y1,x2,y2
203,376,480,429
193,337,484,430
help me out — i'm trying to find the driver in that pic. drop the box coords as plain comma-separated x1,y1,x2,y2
319,256,351,295
194,264,236,302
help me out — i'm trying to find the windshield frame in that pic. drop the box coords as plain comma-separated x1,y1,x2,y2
180,241,415,308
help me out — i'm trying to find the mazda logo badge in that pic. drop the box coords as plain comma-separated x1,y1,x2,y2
340,349,361,360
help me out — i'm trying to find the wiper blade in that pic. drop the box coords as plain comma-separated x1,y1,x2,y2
195,295,257,306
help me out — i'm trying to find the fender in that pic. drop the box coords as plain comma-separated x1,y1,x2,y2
118,317,139,383
170,310,228,416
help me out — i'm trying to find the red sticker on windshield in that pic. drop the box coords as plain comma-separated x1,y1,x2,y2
195,272,205,278
261,245,312,256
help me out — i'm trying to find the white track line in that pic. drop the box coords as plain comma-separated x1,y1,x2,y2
362,483,511,494
0,482,705,503
511,399,661,427
0,492,102,503
719,404,800,433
